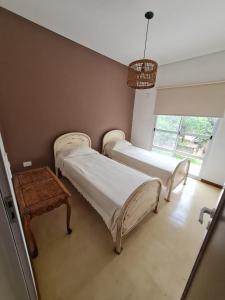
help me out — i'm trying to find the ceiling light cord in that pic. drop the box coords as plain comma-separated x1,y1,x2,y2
143,19,150,59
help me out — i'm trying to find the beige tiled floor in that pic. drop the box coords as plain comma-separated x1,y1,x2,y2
32,178,221,300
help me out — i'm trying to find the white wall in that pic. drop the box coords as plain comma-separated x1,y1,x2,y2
201,116,225,186
131,89,156,150
131,51,225,185
157,50,225,87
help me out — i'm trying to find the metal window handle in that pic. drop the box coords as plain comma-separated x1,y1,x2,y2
199,207,216,224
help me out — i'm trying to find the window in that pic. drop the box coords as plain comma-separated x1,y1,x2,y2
152,115,218,176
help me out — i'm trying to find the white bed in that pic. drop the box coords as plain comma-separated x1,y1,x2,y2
102,130,190,201
54,132,162,254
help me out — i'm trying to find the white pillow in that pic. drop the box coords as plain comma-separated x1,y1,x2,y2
57,144,84,157
113,140,131,150
104,139,131,155
60,146,97,158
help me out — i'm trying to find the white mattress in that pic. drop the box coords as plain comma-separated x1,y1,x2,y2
105,141,179,186
56,147,155,240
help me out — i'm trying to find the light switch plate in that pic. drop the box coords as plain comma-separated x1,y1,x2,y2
23,161,32,167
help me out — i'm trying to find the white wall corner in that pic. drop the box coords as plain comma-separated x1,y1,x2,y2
131,88,157,150
200,115,225,186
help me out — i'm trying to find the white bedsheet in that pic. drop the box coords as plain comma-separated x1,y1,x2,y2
105,141,179,186
56,148,154,239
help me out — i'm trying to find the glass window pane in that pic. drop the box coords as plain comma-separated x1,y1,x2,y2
152,115,218,177
180,117,218,136
177,135,211,158
153,130,177,150
155,115,181,131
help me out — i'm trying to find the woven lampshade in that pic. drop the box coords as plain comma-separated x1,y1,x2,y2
127,11,157,89
127,59,158,89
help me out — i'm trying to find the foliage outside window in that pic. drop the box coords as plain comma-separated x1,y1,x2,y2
152,115,218,175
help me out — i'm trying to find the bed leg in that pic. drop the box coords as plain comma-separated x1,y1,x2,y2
154,205,158,214
114,247,123,255
114,233,123,255
58,168,62,179
154,198,159,213
184,160,190,185
165,187,172,202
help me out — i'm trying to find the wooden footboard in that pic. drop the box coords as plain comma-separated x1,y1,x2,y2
115,179,162,254
165,158,190,201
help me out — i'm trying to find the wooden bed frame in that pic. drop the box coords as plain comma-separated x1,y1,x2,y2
54,132,162,254
102,129,190,201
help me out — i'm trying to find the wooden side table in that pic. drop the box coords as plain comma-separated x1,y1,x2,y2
13,166,72,258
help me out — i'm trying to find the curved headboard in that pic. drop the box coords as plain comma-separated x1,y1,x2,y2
54,132,91,159
102,129,125,153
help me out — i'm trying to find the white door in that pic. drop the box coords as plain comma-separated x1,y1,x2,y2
0,133,38,299
181,188,225,299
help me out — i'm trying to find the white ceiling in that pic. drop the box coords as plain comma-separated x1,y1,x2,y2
2,0,225,65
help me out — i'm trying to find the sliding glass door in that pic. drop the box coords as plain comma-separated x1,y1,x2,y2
152,116,218,177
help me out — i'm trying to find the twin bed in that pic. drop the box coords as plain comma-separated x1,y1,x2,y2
54,131,189,253
102,130,190,201
54,132,161,254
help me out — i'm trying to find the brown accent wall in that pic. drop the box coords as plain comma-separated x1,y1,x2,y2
0,8,135,172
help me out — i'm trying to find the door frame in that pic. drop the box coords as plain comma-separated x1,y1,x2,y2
0,192,30,299
0,133,38,299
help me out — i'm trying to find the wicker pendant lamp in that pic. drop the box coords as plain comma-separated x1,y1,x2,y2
127,11,157,89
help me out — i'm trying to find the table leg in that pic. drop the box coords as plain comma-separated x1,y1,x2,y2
23,216,38,258
65,199,72,234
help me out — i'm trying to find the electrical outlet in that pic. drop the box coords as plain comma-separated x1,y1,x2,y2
23,161,32,167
